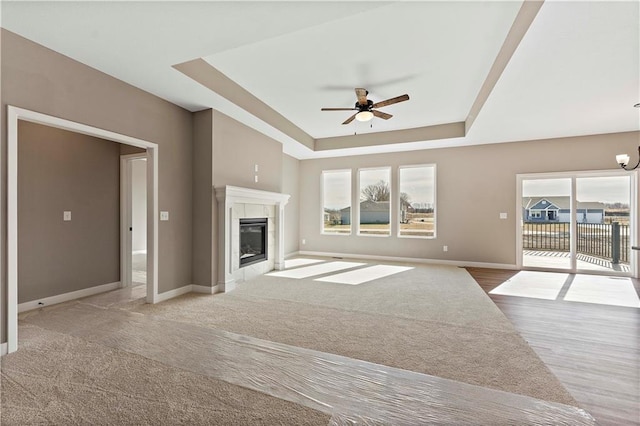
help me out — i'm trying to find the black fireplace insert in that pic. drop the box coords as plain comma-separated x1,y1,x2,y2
239,218,268,267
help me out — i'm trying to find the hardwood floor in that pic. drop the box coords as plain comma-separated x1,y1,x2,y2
466,268,640,426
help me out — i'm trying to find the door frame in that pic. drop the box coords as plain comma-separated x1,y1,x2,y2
6,106,160,354
120,154,147,288
516,169,638,277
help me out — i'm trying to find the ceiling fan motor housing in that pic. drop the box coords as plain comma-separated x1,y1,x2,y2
355,99,374,112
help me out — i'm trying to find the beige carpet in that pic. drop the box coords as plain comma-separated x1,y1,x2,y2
120,259,576,406
4,258,582,423
1,324,329,425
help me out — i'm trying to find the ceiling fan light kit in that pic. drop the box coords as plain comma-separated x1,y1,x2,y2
321,88,410,125
356,111,374,122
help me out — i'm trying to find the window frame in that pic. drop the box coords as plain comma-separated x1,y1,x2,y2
321,169,352,236
397,164,437,239
357,166,392,237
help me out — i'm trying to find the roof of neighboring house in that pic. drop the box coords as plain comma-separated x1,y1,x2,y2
522,197,605,210
341,200,390,212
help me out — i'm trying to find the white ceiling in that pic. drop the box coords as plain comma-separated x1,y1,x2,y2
2,1,639,159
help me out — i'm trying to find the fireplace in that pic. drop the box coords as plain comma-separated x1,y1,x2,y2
215,186,289,292
239,218,268,267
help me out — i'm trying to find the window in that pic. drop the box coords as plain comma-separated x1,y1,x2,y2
358,168,391,236
398,165,436,238
322,170,351,234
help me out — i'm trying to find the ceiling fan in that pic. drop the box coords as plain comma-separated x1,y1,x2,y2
321,88,410,125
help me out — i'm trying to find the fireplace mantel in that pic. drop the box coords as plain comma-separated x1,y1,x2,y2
215,185,290,206
214,186,290,292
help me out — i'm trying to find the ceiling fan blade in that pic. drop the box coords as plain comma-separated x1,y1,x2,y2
321,107,359,111
372,110,393,120
371,94,409,109
342,113,358,125
355,88,368,106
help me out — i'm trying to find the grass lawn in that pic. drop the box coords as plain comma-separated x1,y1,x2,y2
324,218,434,237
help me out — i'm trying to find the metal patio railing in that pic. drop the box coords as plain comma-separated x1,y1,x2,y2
522,221,629,264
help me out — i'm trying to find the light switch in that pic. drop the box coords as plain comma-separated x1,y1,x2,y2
63,211,71,221
499,212,508,219
160,211,169,221
254,164,259,173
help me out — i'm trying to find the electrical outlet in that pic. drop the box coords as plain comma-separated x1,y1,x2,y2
443,245,448,252
302,239,306,245
254,164,259,173
63,211,71,221
160,211,169,221
500,212,508,219
254,175,259,183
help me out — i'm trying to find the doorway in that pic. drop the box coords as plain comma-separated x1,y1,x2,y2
6,106,160,354
517,170,637,276
121,155,147,288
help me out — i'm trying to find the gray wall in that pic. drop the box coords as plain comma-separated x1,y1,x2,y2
213,110,283,192
191,109,289,287
282,154,300,255
192,109,214,286
131,159,147,252
299,131,640,266
2,29,194,342
210,110,285,286
18,121,120,303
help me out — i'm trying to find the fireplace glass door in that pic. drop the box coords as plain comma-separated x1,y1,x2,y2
239,218,268,267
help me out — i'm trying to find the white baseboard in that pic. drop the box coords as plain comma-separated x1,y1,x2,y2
285,251,300,259
192,284,219,294
18,281,121,313
155,284,193,303
1,342,7,356
217,279,237,293
156,284,220,302
297,250,517,270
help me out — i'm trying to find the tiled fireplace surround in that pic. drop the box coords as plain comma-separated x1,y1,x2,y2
214,186,290,292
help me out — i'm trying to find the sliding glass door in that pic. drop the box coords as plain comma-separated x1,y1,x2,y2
519,171,635,276
575,176,631,273
521,178,573,270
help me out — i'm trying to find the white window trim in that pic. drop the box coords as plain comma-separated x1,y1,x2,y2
398,164,437,239
321,169,352,236
357,166,392,237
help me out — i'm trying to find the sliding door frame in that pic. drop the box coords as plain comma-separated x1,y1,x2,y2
516,169,638,277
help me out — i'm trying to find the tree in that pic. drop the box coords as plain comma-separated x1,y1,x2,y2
400,192,411,210
360,180,412,209
361,180,390,202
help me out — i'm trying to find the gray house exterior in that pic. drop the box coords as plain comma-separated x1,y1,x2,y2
522,197,605,223
340,200,390,225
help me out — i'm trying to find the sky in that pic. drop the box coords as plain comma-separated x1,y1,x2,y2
399,166,435,205
523,176,630,204
323,170,351,210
